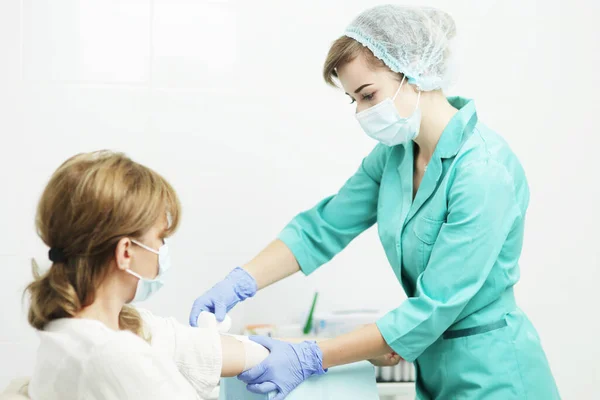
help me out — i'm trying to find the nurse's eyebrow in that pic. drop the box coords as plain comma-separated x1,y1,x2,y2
345,83,374,96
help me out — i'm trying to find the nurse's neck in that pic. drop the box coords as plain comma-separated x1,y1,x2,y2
413,91,458,161
75,272,126,331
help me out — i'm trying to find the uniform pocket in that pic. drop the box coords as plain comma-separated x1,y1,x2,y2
440,321,524,399
413,217,444,245
413,217,444,273
443,319,508,340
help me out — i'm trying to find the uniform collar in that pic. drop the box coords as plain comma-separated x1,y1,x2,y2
434,97,478,159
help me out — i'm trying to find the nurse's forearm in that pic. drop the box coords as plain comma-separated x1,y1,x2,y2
318,324,393,369
242,240,300,290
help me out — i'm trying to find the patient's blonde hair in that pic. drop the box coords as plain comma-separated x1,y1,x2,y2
25,151,181,338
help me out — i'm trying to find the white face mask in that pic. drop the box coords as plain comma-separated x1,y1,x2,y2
355,76,422,147
125,239,170,303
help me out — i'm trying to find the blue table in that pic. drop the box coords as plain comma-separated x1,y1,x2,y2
219,361,380,400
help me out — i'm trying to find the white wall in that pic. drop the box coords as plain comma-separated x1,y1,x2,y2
1,0,598,397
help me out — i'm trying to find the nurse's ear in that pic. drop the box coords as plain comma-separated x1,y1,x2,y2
114,237,134,272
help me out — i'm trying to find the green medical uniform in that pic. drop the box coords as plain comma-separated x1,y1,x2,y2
279,97,560,399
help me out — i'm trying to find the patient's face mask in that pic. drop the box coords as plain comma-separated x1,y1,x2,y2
125,239,170,303
355,76,422,147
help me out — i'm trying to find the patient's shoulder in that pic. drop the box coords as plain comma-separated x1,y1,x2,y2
136,307,178,344
83,330,168,388
81,332,199,399
42,317,154,369
29,318,151,399
88,330,154,366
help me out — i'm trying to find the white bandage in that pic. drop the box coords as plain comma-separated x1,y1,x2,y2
196,312,269,371
196,312,232,333
223,334,270,371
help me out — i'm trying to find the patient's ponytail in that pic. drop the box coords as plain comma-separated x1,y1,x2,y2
26,258,81,330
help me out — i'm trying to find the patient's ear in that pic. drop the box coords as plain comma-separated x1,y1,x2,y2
114,238,133,271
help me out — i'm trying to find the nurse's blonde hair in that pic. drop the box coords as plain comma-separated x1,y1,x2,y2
25,151,181,338
323,36,401,87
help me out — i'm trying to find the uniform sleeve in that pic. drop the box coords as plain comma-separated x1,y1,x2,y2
139,308,222,399
376,160,522,362
81,335,198,400
278,144,390,275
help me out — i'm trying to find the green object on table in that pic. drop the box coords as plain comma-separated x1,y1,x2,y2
302,292,318,335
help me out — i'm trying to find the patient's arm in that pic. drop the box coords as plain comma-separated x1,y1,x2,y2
138,308,275,381
220,334,271,377
220,335,246,377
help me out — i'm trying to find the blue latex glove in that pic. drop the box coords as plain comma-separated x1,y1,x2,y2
189,267,257,326
237,336,327,400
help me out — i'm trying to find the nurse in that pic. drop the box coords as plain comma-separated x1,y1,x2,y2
190,5,560,399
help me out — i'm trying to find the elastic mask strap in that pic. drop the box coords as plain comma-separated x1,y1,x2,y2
125,269,142,280
414,91,422,112
131,239,160,255
392,75,406,101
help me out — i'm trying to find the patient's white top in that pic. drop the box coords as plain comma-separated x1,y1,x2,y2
28,309,222,400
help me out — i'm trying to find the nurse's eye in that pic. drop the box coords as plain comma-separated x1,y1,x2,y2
362,92,375,101
348,96,356,104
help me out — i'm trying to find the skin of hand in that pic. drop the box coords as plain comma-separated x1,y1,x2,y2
368,351,402,367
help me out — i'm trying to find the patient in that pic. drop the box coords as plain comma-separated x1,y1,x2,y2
24,151,264,400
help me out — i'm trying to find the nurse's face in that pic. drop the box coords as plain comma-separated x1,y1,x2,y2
337,51,419,116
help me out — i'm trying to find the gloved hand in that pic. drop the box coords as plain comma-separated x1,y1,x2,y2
189,267,257,326
237,336,327,400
